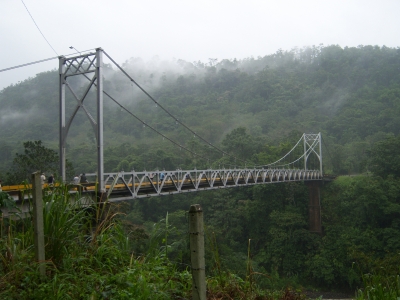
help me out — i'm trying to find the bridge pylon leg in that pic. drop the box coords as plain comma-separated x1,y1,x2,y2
305,181,322,234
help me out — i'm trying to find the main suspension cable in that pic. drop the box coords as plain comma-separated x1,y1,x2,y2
253,134,305,168
77,71,213,164
266,139,319,169
102,50,247,165
105,90,212,163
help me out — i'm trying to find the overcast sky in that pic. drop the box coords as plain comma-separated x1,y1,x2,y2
1,0,400,90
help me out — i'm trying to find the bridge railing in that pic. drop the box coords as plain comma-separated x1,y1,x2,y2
83,168,322,202
1,168,322,203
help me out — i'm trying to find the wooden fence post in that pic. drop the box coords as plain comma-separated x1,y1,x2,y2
32,171,46,278
189,204,206,300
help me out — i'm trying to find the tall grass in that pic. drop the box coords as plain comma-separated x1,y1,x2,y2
356,273,400,299
0,184,312,299
353,252,400,299
206,230,305,299
0,184,193,299
42,185,89,265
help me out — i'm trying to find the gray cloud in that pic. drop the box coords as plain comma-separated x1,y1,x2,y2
1,0,400,90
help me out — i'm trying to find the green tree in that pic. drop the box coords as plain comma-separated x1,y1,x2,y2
221,127,260,162
368,135,400,178
7,140,74,184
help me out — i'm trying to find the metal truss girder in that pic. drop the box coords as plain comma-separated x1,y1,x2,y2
65,70,96,78
64,53,97,76
83,168,322,202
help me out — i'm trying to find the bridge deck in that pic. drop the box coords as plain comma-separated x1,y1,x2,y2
1,168,323,219
2,169,322,203
91,168,322,202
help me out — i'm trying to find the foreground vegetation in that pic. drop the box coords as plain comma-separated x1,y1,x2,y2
1,170,399,298
0,186,309,299
356,273,400,300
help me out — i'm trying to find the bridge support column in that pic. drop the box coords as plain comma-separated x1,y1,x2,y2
305,181,322,233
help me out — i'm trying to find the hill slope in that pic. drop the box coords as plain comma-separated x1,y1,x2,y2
1,45,399,176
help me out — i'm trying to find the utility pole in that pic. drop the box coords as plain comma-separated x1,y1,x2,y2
189,204,206,300
32,171,46,278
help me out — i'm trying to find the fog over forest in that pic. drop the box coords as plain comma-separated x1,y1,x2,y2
1,44,400,298
1,44,400,178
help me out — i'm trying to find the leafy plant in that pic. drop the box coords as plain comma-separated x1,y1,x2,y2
356,273,400,300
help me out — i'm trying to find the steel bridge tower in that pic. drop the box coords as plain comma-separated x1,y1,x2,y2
59,48,105,194
303,133,322,175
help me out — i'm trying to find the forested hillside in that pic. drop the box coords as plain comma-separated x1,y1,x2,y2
1,45,400,297
1,44,400,178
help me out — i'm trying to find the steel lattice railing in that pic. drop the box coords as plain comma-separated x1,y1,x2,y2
83,168,322,202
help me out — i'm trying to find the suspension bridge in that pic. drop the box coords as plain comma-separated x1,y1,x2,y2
81,133,322,202
58,48,323,197
2,48,326,231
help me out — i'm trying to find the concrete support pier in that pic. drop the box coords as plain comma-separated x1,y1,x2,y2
306,181,322,233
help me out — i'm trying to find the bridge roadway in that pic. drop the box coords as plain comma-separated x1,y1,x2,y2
89,168,322,202
2,168,322,203
1,168,324,225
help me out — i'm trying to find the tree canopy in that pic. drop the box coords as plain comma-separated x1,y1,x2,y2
368,135,400,178
6,140,74,184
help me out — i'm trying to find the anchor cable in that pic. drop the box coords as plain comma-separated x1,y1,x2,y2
21,0,58,56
